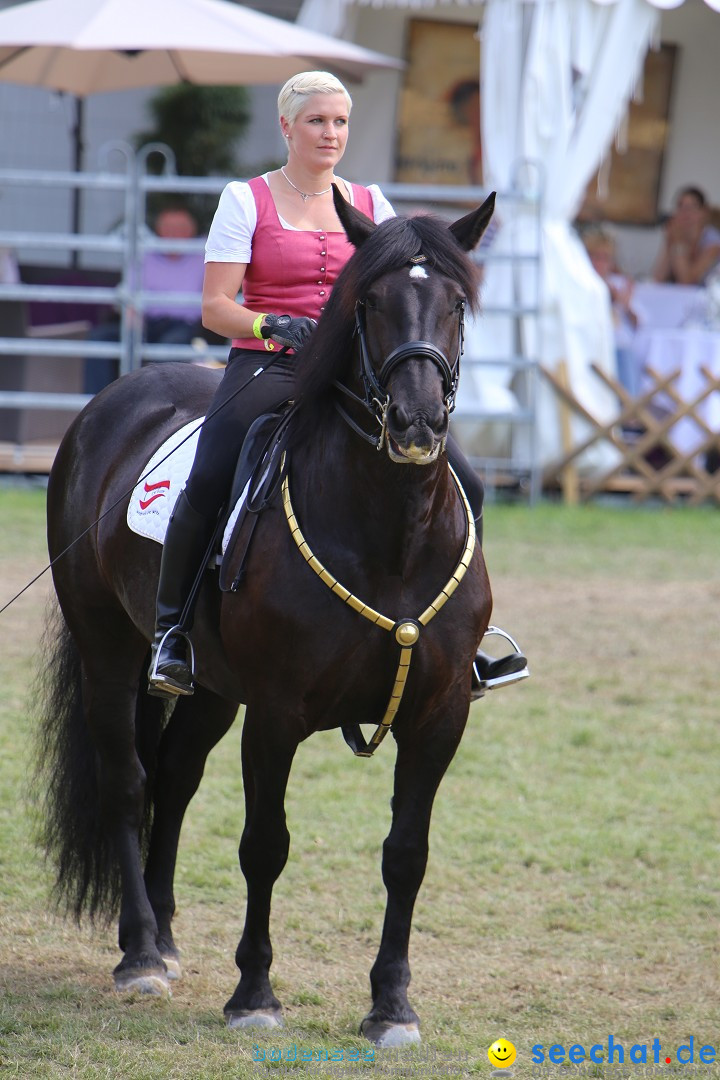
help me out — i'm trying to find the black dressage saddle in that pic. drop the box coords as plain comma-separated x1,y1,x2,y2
218,402,295,593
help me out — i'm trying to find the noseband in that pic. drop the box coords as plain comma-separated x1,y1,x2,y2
333,259,466,451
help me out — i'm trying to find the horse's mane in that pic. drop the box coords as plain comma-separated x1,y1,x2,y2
290,213,482,446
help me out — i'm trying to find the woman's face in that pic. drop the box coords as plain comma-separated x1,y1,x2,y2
675,193,706,231
282,92,350,170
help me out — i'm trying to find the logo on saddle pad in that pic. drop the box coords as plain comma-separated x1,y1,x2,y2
128,419,202,544
138,479,170,511
127,418,245,557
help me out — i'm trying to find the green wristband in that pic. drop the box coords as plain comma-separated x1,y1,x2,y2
252,313,269,339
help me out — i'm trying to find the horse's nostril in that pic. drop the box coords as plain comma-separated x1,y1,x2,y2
387,402,412,430
431,406,449,436
387,401,448,439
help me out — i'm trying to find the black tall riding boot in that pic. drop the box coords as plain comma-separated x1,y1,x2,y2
147,489,217,699
470,509,529,699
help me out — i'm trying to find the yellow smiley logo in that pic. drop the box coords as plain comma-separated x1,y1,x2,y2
488,1039,517,1068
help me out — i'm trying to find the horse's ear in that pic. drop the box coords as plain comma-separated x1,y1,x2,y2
333,183,377,248
448,192,496,252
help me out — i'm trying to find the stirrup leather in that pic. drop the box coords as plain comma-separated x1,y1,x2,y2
148,625,196,696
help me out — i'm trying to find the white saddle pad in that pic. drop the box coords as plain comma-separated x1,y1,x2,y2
127,417,245,555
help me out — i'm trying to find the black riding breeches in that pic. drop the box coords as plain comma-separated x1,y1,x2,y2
183,348,485,525
184,348,296,518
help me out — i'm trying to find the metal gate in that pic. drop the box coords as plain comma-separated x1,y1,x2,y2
0,147,542,496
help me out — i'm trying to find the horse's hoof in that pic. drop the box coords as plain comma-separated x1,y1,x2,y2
225,1008,284,1031
361,1019,421,1047
113,969,171,997
161,955,182,981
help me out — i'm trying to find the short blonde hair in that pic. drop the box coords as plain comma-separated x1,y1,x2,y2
581,225,615,256
277,71,352,128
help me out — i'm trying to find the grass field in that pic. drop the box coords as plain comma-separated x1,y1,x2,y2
0,485,718,1079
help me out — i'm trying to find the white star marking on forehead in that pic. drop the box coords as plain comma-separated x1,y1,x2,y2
409,265,429,280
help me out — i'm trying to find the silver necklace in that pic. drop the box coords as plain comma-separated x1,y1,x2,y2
281,166,332,203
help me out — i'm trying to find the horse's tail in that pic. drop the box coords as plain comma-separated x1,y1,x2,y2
33,601,168,924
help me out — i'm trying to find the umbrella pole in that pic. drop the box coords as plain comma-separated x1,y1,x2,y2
71,96,84,268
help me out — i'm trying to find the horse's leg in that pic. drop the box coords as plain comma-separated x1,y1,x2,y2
361,708,467,1047
224,710,297,1030
143,685,240,979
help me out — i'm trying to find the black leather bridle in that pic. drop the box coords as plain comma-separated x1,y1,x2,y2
333,262,466,451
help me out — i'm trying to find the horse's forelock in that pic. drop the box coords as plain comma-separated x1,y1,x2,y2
352,215,482,313
290,212,482,444
314,212,481,352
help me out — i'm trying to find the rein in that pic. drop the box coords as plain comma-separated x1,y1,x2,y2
332,261,465,451
281,462,476,758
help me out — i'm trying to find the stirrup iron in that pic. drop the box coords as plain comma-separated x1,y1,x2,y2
483,625,525,656
472,624,529,700
148,625,196,698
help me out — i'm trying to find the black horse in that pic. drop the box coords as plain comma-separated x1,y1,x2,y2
36,192,495,1046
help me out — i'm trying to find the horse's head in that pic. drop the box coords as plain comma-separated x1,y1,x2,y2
333,186,495,464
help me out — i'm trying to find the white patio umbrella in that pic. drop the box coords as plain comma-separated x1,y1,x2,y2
0,0,400,237
0,0,401,93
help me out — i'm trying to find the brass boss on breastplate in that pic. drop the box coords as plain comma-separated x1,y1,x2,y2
395,621,420,647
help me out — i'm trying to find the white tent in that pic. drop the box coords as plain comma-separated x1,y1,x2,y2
298,0,720,472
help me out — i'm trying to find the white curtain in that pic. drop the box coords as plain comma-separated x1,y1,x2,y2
478,0,660,471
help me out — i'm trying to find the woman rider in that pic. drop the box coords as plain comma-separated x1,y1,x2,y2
148,71,528,700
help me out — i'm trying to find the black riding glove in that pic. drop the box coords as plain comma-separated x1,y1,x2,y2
261,314,317,350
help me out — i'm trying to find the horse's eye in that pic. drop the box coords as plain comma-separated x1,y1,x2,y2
454,298,466,312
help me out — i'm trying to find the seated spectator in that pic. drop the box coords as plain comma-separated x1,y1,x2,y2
652,186,720,286
582,226,644,397
84,204,208,394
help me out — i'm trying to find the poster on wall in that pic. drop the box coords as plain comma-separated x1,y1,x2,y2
394,19,483,187
578,44,677,226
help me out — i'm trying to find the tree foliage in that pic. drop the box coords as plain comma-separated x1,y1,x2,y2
134,84,252,227
134,84,251,176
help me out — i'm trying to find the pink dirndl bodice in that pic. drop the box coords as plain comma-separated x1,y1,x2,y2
232,176,375,351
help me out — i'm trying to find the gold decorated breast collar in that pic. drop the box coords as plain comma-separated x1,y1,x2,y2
281,463,476,757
